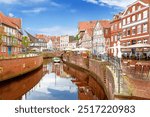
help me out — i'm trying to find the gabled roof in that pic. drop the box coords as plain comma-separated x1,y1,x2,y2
122,0,149,16
0,12,21,29
99,20,111,28
78,20,97,31
86,28,93,37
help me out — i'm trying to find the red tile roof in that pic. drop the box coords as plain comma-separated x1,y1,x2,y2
141,0,150,4
0,12,21,29
98,20,111,28
78,20,97,31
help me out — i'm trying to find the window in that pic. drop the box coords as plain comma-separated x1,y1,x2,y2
127,28,130,36
127,17,130,24
143,39,147,44
127,42,131,46
119,23,121,29
111,25,113,30
105,29,108,34
123,19,126,25
115,35,117,42
123,29,126,37
132,6,135,12
137,14,141,21
138,6,141,10
137,40,142,44
143,23,147,33
137,25,141,34
132,15,136,22
132,27,136,35
115,24,117,30
111,36,113,42
127,11,130,15
143,10,148,19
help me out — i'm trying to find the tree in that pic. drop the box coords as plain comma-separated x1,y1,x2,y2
0,26,5,46
22,36,30,52
75,34,79,40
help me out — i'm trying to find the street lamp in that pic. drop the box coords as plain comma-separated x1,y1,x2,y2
117,40,122,94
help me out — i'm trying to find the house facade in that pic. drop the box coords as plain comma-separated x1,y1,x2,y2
93,20,111,55
121,0,150,49
60,35,74,50
77,21,97,48
109,0,150,57
81,29,93,51
0,12,23,56
110,13,122,56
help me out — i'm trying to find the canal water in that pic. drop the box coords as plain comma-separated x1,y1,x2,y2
0,59,105,100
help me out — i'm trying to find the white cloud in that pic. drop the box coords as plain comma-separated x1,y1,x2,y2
0,0,47,4
8,13,14,17
21,7,47,13
0,0,17,4
83,0,99,4
33,26,77,36
83,0,137,8
49,1,62,7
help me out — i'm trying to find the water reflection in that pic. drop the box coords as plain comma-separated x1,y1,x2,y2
0,59,106,100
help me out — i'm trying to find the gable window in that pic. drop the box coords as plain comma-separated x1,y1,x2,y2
123,19,126,25
137,25,141,34
127,11,130,15
132,6,135,12
127,17,130,24
143,23,147,33
132,15,136,22
132,27,136,35
137,13,141,21
138,6,141,10
143,10,148,19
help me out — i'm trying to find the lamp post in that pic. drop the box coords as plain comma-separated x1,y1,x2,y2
117,40,122,94
113,43,117,73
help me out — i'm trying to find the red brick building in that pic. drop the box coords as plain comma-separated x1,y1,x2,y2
110,13,123,56
121,0,150,45
0,12,23,56
110,0,150,56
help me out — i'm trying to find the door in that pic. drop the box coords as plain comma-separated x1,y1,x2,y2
8,47,11,55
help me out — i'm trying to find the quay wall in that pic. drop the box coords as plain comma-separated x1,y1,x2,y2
63,54,115,99
0,55,43,82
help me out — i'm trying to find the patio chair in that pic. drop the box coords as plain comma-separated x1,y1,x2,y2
135,64,142,79
142,65,150,79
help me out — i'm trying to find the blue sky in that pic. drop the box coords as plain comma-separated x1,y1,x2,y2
0,0,136,36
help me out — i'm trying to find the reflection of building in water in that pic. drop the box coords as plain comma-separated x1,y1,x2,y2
63,64,107,100
52,63,61,76
47,63,52,73
60,64,71,78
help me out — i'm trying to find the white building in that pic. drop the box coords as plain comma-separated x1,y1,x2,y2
93,20,111,55
60,35,75,50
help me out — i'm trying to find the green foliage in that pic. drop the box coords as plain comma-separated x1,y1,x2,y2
22,36,30,48
75,34,79,40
